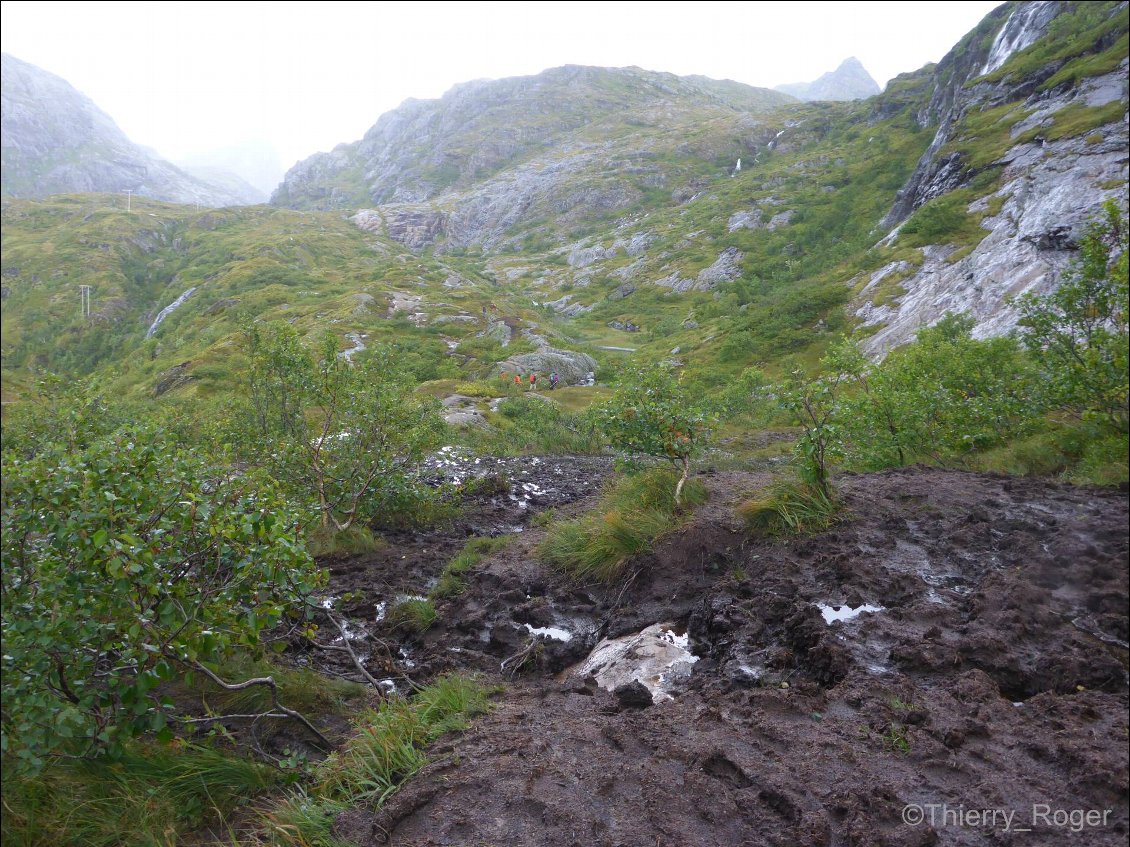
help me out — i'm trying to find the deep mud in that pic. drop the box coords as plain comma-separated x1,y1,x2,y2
310,465,1129,847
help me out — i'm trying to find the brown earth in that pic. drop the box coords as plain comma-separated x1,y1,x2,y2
305,465,1129,847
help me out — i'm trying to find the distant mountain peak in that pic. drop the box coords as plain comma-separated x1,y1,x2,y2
1,53,257,205
774,57,881,101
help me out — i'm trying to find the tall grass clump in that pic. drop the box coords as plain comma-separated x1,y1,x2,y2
263,675,494,847
738,478,841,538
539,468,706,583
1,743,278,847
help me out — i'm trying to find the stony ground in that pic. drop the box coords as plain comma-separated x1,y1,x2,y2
301,462,1129,847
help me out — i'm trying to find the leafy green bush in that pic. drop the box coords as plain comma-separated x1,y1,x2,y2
594,364,715,503
1018,201,1128,431
830,316,1042,469
1,428,322,774
240,323,446,531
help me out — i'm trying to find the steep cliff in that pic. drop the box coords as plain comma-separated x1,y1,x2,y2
856,0,1128,356
1,53,256,207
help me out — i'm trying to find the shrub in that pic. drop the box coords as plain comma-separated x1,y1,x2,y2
1,427,323,774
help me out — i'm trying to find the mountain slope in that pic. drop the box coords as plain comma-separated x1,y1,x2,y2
1,53,254,207
774,57,882,101
1,1,1126,402
855,0,1128,355
272,65,795,216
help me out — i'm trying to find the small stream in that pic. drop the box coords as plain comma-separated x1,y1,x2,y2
146,287,197,338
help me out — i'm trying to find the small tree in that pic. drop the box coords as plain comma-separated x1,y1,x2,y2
1,428,324,773
595,364,714,504
777,367,846,498
243,324,445,531
1018,201,1128,431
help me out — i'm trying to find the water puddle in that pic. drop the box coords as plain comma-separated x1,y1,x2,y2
817,603,884,624
524,623,573,642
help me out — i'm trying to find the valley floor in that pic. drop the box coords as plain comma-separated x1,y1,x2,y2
304,465,1128,847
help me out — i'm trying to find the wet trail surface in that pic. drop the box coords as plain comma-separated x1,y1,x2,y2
298,463,1129,847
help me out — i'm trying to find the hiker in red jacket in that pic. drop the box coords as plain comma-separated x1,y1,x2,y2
529,372,538,391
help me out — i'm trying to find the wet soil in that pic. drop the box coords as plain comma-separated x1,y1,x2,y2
311,465,1129,847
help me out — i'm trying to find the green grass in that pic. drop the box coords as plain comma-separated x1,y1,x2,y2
539,467,707,583
261,675,495,847
738,478,842,537
464,393,606,456
1,743,279,847
431,536,512,600
969,420,1129,487
305,524,385,557
185,656,370,742
386,598,439,633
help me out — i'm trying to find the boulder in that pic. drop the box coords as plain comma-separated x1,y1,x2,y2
493,348,598,386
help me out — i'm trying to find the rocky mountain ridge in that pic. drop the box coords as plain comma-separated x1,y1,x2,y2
0,53,258,207
773,57,882,101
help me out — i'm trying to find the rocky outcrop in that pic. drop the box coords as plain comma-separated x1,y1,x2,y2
860,127,1128,357
882,2,1071,227
774,57,881,102
853,1,1130,356
1,54,254,206
493,348,598,386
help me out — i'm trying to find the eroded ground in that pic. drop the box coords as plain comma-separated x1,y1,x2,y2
304,465,1129,847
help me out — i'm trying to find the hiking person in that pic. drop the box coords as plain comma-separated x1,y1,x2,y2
529,372,537,390
550,372,560,390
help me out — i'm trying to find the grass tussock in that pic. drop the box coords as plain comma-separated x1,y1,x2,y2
431,536,512,600
0,743,278,847
262,675,495,847
386,598,438,633
739,479,842,537
539,468,706,583
305,524,385,557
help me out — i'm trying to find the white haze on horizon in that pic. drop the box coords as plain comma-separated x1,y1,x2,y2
1,0,1002,188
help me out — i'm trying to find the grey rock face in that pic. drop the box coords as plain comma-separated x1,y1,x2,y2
607,282,637,301
860,127,1128,358
276,65,791,250
694,247,744,290
1,53,252,206
881,2,1065,227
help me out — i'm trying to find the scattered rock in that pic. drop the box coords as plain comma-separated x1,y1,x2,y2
607,282,637,301
613,680,654,709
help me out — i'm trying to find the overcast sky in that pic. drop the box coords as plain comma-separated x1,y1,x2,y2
1,1,1003,172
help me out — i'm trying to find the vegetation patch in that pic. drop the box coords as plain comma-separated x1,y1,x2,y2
431,536,512,600
262,675,495,847
739,479,842,538
539,467,706,583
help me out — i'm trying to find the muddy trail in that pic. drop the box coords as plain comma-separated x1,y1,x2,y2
301,463,1128,847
